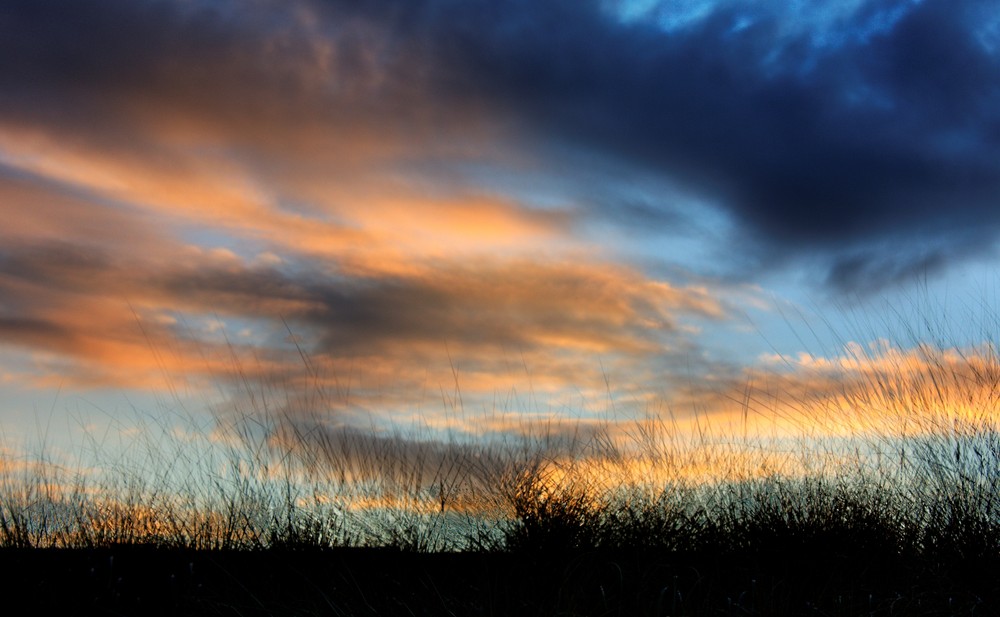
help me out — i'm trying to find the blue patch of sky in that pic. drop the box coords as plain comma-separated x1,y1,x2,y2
391,156,571,212
0,361,202,469
163,311,291,351
0,375,68,447
605,0,713,30
739,256,1000,371
974,12,1000,54
607,0,925,48
176,224,277,264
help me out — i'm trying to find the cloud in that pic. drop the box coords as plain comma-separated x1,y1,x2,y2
703,337,1000,438
303,0,1000,292
0,234,730,422
0,0,491,175
298,260,725,354
5,0,997,467
0,167,164,250
9,0,998,294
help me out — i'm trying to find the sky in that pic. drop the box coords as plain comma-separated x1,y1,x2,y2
3,0,1000,474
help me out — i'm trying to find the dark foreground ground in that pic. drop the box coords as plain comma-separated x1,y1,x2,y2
4,545,998,616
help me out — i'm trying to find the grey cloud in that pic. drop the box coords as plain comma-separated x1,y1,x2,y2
0,241,724,389
0,0,470,159
242,409,623,501
825,248,950,295
0,317,74,350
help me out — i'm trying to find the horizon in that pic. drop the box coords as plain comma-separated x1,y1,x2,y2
3,0,1000,493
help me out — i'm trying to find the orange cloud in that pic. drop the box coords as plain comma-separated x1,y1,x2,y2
0,0,742,465
684,340,1000,441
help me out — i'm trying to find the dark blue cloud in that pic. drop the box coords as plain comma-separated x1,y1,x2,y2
317,0,1000,290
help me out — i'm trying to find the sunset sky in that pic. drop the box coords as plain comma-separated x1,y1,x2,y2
3,0,1000,467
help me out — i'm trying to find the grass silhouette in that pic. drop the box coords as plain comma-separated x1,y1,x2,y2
3,307,1000,614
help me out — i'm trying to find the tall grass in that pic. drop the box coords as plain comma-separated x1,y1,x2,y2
2,306,1000,566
